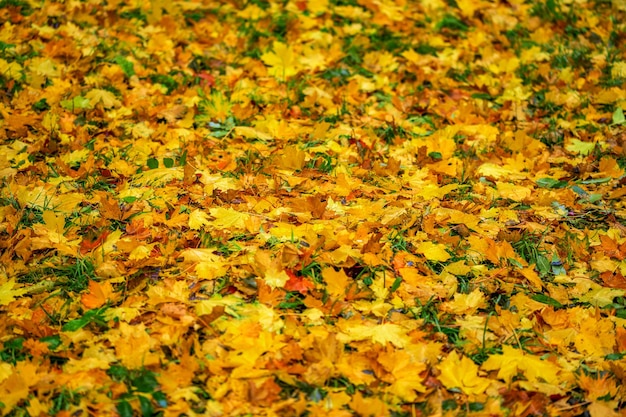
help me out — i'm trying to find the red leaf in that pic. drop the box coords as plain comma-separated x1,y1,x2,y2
283,270,315,294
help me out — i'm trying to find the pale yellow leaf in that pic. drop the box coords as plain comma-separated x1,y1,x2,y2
578,287,625,307
0,279,28,306
416,241,451,262
566,139,596,155
261,41,298,80
437,350,491,395
189,209,210,230
264,267,290,289
85,88,121,109
208,207,249,229
322,267,350,298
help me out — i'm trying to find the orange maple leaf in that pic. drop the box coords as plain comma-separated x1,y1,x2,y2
283,270,315,294
81,280,114,309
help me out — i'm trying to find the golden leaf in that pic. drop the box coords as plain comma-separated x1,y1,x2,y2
188,209,210,230
416,241,451,262
261,41,298,80
0,278,28,306
437,351,491,396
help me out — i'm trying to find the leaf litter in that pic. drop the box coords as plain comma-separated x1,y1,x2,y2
0,0,626,416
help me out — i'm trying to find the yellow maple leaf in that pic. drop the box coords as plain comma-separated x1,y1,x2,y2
0,279,28,306
416,183,458,200
188,209,210,230
81,280,115,309
378,350,427,401
275,145,306,171
337,322,409,348
195,296,240,316
566,139,596,155
112,323,159,369
441,288,487,315
146,279,191,304
482,345,561,385
496,182,532,201
131,167,184,186
0,58,22,80
208,207,249,229
588,401,620,417
437,351,491,396
85,88,121,109
128,244,154,260
264,266,290,289
416,241,451,262
261,41,298,80
322,267,350,298
578,287,625,307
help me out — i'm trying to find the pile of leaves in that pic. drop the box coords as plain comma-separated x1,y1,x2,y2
1,0,626,415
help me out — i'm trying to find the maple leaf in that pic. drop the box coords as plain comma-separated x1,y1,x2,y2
378,350,427,401
0,59,23,80
264,266,290,289
261,41,298,80
208,207,249,230
441,288,487,315
416,241,451,262
437,351,491,396
337,321,409,348
577,287,625,307
0,278,28,306
81,280,114,309
85,88,121,109
566,138,596,155
3,0,626,414
283,270,315,294
188,208,210,230
322,267,350,298
482,345,562,385
112,322,160,369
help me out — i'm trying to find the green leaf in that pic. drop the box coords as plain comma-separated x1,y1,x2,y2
113,55,135,77
32,98,50,112
536,254,552,276
40,334,62,350
150,74,178,94
60,95,92,111
121,196,138,204
390,276,402,293
117,400,133,417
536,177,567,189
138,395,154,416
580,177,611,185
612,107,625,125
587,193,603,203
442,399,458,411
471,93,492,100
570,185,588,197
147,158,159,169
62,308,108,332
108,365,129,381
436,14,468,32
565,139,595,155
469,402,485,412
152,391,168,407
132,370,159,393
62,316,91,332
531,293,563,308
163,157,174,168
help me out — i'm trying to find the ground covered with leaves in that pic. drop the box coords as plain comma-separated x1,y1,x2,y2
1,0,626,415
